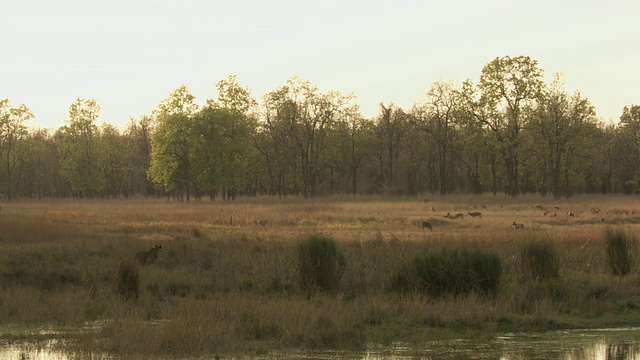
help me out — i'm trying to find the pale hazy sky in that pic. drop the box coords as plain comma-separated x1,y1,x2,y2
1,0,639,129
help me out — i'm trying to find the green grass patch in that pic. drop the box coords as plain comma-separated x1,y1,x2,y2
518,239,560,282
606,227,633,276
297,235,346,292
390,246,502,298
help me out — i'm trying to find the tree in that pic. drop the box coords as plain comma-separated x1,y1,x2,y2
375,103,408,193
0,99,33,200
256,86,299,196
148,85,199,201
458,79,506,194
403,115,432,195
257,77,354,197
197,75,259,199
125,115,155,196
452,90,491,194
614,104,640,192
412,80,461,194
59,98,104,197
13,128,58,198
191,106,255,200
526,74,598,197
213,75,258,115
99,124,129,197
324,103,375,195
479,55,544,196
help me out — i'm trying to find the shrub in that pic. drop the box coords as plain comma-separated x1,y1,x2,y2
117,260,140,300
390,247,502,298
606,227,632,276
519,240,560,281
298,235,345,291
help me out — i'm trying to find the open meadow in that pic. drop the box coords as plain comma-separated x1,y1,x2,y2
1,194,640,357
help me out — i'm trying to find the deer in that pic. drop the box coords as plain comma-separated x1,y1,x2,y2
512,222,524,230
445,212,464,219
467,211,482,218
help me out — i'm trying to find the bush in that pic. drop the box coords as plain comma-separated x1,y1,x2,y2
519,240,560,281
391,247,502,298
606,227,632,276
117,260,140,300
298,235,345,291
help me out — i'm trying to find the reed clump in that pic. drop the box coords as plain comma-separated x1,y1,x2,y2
605,227,633,276
390,247,502,298
518,239,560,282
117,260,139,300
297,235,345,291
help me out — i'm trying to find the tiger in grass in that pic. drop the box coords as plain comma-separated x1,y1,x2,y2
135,244,163,264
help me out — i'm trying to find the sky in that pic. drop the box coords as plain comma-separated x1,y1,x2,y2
1,0,639,130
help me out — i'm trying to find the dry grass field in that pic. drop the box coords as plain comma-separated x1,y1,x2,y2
1,194,640,357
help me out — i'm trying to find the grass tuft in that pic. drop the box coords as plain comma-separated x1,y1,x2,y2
605,227,632,276
518,239,560,282
297,235,345,291
117,260,140,301
391,246,502,298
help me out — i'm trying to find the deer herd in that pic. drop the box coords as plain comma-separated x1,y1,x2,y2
418,204,632,232
132,205,633,263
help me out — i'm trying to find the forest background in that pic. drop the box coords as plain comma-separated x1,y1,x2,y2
1,55,640,201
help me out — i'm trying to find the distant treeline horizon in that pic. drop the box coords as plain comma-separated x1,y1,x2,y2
1,55,639,201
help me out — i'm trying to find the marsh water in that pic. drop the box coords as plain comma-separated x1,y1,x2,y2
1,327,639,359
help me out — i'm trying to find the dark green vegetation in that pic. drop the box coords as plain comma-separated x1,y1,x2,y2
298,235,345,291
606,227,634,276
1,198,640,357
391,247,502,298
518,239,561,281
2,56,640,201
117,260,140,300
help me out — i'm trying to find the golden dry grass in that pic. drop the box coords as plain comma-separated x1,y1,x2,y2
2,194,639,242
1,194,640,356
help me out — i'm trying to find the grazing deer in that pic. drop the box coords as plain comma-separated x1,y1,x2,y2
512,222,524,230
421,221,433,231
135,245,163,264
446,212,464,219
567,211,575,217
467,211,482,218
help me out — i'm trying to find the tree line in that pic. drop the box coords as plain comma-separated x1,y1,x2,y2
1,55,639,201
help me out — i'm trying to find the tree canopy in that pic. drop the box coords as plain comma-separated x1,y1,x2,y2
1,55,638,200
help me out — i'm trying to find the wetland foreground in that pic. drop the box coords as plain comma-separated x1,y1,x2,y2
1,195,640,358
3,326,640,359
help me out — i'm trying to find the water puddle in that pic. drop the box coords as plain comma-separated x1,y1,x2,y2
0,324,112,360
1,327,639,359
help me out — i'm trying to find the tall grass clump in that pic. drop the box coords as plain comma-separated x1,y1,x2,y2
605,227,632,276
390,247,502,298
298,235,345,291
519,239,560,281
117,260,140,300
